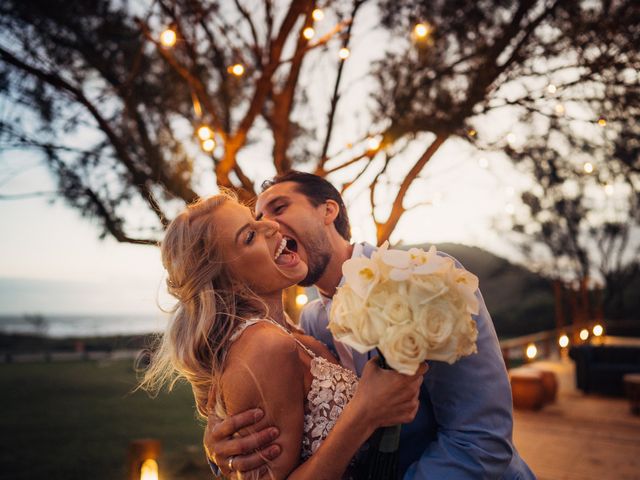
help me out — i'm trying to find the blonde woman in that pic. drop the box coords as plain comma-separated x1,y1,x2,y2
141,193,425,480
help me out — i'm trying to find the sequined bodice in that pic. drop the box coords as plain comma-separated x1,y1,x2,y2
226,319,359,466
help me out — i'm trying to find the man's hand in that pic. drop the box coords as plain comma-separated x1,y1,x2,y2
204,384,281,478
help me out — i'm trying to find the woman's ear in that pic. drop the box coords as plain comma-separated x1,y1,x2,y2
323,200,340,225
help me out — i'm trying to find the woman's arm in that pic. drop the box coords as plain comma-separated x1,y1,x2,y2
222,323,424,480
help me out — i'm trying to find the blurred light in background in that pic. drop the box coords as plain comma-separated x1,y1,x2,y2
558,334,569,348
579,328,589,341
197,126,213,141
592,324,604,337
338,47,350,60
159,28,176,47
296,293,309,306
303,27,315,39
139,459,158,480
312,9,324,21
526,343,537,360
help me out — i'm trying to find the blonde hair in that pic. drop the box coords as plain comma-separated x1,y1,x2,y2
139,192,268,417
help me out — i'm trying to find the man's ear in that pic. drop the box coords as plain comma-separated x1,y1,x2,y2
323,200,340,225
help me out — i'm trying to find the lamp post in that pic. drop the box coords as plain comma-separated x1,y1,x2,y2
128,439,161,480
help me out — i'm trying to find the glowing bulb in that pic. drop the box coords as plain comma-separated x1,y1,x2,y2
202,138,216,152
338,47,350,60
295,293,308,306
506,132,517,144
467,129,477,137
303,27,315,39
525,343,537,360
583,162,594,174
555,103,565,115
414,23,431,39
604,184,614,196
197,126,213,141
478,157,489,169
558,334,569,348
312,8,324,21
547,83,557,94
579,328,589,341
593,324,603,337
597,117,607,127
140,458,159,480
160,28,177,47
367,136,381,151
228,64,245,76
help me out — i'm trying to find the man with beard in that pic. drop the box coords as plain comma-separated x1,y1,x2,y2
204,171,535,479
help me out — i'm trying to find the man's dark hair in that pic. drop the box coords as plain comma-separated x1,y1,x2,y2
261,171,351,241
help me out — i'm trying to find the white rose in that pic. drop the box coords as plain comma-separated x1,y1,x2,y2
378,323,428,375
415,297,457,351
408,273,449,310
367,281,412,327
329,284,382,353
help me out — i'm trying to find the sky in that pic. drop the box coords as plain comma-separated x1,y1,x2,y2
0,2,532,316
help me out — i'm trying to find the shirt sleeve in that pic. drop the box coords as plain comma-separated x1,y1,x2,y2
404,255,515,479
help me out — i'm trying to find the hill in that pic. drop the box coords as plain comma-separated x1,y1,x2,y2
425,243,557,337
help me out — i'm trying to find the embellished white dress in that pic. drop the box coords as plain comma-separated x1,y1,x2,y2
220,318,361,477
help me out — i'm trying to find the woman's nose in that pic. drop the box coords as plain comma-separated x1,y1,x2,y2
258,219,279,237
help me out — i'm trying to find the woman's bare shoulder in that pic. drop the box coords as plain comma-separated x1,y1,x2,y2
222,320,300,384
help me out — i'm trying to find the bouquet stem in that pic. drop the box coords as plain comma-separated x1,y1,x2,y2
364,351,400,480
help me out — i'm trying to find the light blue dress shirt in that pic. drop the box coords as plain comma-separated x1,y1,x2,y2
300,243,536,479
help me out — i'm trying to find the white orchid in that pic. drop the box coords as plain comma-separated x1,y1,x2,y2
342,256,379,299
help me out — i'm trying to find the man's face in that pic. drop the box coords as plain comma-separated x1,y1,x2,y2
255,182,333,286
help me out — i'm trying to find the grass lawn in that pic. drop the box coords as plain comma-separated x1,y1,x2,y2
0,358,212,480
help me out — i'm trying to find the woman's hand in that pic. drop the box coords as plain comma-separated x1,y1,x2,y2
350,358,428,430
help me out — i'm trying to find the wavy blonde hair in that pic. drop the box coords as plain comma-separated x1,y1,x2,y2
140,192,268,417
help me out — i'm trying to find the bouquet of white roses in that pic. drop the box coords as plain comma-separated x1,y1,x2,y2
329,243,480,479
329,243,479,374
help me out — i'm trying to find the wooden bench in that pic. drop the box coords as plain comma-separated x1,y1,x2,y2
624,373,640,415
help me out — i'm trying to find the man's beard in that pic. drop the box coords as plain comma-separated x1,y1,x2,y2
298,233,332,287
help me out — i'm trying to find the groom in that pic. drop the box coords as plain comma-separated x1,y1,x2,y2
205,171,535,479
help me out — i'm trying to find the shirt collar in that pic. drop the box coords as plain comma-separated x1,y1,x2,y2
318,242,366,306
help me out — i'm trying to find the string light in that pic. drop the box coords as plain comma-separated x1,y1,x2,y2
202,138,216,152
338,47,350,60
303,27,315,39
197,126,213,141
583,162,594,174
604,184,614,196
367,136,381,151
592,324,604,337
159,28,177,47
555,103,565,115
579,328,589,341
525,343,537,360
312,8,324,21
228,64,245,76
558,334,569,348
547,83,557,94
413,22,432,39
506,132,517,144
467,129,477,137
597,117,607,127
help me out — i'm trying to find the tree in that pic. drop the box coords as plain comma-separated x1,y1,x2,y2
0,0,638,246
501,115,640,319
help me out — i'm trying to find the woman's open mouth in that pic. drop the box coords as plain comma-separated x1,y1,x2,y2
274,236,300,267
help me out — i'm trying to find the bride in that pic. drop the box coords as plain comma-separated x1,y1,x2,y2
141,192,425,479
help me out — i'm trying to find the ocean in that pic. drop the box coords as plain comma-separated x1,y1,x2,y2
0,313,170,338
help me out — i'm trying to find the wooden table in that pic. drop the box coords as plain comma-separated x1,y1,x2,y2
623,373,640,415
